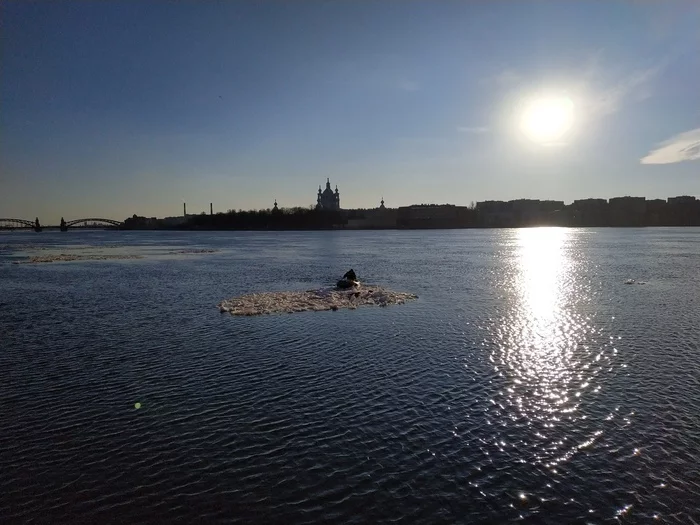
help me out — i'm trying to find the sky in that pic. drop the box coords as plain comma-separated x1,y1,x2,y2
1,1,699,223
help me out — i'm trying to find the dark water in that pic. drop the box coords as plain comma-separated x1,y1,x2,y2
1,228,699,524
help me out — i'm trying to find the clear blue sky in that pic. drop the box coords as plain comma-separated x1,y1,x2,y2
2,1,699,222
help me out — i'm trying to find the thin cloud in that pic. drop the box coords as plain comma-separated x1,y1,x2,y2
586,65,662,118
490,57,665,120
457,126,489,134
640,128,700,164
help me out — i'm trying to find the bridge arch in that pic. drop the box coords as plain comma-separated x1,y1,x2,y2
0,218,35,228
64,218,123,228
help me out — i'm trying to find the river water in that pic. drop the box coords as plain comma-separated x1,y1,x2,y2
1,228,698,524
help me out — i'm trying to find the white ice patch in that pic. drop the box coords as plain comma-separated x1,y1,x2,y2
218,286,418,316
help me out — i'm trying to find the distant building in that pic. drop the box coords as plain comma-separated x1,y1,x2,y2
668,195,697,205
608,196,646,226
397,204,474,228
316,178,340,210
572,198,607,207
647,199,666,209
475,201,513,227
666,195,700,226
569,198,609,226
646,199,666,226
609,196,646,207
510,199,564,225
124,214,159,229
346,198,396,229
475,199,563,227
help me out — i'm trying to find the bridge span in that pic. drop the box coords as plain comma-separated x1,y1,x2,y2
0,217,124,231
0,218,36,229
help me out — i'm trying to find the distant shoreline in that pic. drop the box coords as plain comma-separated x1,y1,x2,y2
125,197,700,230
4,225,700,235
5,225,700,233
146,224,700,232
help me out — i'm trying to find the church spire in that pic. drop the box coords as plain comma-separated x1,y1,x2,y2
317,178,340,210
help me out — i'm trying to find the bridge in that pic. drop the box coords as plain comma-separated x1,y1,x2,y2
0,218,36,229
63,218,123,228
0,217,124,231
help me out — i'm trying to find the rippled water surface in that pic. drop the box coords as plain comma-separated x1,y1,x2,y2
1,229,699,524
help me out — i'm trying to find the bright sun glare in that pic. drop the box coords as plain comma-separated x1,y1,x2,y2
520,96,575,144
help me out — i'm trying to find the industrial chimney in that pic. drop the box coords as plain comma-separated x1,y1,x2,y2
183,202,187,217
210,203,213,215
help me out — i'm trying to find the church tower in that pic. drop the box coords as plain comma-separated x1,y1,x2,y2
316,178,340,210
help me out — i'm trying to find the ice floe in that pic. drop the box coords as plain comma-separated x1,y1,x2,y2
219,286,417,316
13,254,143,264
169,249,219,254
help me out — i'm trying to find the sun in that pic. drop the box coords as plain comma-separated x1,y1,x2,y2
520,96,575,144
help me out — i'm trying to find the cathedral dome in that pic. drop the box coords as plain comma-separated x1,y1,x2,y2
316,178,341,210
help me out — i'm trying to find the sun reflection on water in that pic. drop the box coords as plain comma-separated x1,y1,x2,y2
501,228,576,409
517,227,569,324
484,227,617,474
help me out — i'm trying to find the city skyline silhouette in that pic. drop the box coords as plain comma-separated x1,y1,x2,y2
2,2,699,224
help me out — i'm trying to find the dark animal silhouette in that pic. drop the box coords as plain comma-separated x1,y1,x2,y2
337,269,358,289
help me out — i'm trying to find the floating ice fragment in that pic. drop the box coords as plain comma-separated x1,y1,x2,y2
169,249,219,254
218,285,418,316
14,254,143,264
